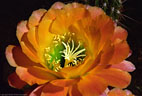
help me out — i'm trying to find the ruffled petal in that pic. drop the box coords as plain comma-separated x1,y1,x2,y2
8,72,27,89
96,68,131,88
16,66,58,85
111,60,136,72
41,83,68,96
16,21,28,41
5,45,40,67
78,75,107,96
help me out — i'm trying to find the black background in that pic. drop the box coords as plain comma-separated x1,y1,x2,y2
0,0,142,95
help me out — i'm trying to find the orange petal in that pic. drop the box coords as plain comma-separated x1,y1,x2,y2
51,7,87,35
27,27,39,50
20,32,39,63
78,75,107,96
51,78,80,87
16,21,28,41
8,72,27,89
20,41,39,63
111,60,136,72
96,68,131,88
88,6,105,19
51,2,65,9
110,41,130,64
108,88,126,96
41,83,68,96
111,26,128,42
108,88,134,96
5,45,40,67
28,9,47,28
37,13,55,47
5,45,17,67
16,66,57,85
29,85,44,96
64,2,85,10
60,56,94,78
100,41,114,65
69,84,82,96
98,16,114,50
27,9,47,51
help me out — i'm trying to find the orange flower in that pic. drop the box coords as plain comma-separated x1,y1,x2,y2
6,2,135,96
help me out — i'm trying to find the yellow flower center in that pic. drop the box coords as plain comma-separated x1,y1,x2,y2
44,32,86,72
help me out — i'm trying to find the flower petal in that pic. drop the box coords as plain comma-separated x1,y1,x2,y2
51,78,80,87
20,41,39,63
29,85,44,96
88,6,105,19
37,13,55,48
111,60,136,72
108,88,134,96
20,32,40,63
5,45,40,67
69,84,82,96
16,21,28,41
98,15,114,50
100,41,114,65
27,27,39,50
27,9,47,51
96,68,131,88
111,26,128,42
108,88,126,96
8,72,27,89
41,83,68,96
28,9,47,28
51,2,65,9
60,56,94,78
5,45,17,67
16,66,58,85
51,7,87,35
110,41,130,64
78,75,107,96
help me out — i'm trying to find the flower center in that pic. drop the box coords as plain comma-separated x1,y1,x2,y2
43,32,86,72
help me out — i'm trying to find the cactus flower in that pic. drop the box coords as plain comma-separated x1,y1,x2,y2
6,2,135,96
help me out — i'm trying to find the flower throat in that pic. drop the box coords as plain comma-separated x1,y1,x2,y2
44,32,86,72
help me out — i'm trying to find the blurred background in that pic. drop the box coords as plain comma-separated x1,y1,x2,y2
0,0,142,95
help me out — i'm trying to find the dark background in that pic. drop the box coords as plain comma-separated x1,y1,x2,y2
0,0,142,95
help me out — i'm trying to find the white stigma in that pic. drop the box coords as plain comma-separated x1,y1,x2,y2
60,40,86,66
